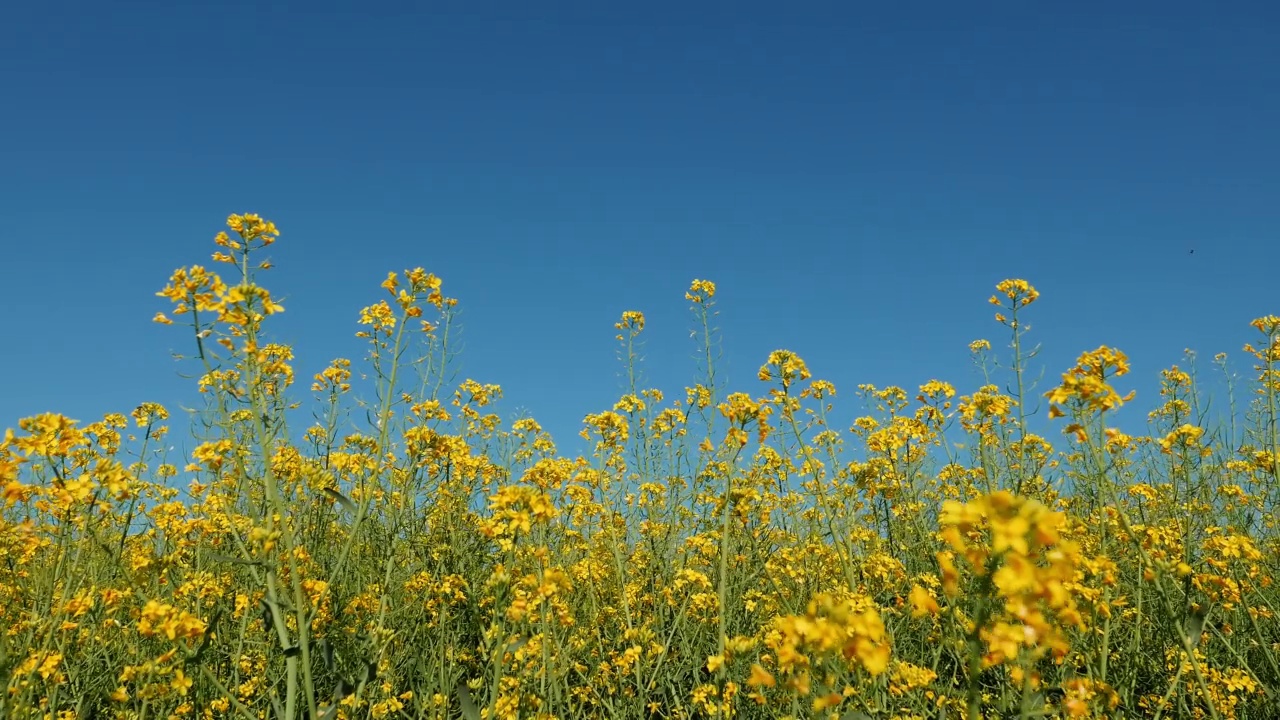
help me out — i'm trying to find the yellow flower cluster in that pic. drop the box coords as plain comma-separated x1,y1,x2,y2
136,599,208,644
480,484,559,549
938,491,1082,668
754,591,891,705
1044,346,1137,443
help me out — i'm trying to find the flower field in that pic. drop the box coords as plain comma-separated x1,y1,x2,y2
2,213,1277,719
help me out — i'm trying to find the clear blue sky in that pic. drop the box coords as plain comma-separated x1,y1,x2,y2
3,1,1277,455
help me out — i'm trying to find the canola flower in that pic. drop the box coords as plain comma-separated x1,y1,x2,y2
0,219,1277,720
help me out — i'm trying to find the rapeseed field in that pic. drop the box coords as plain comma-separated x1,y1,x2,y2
3,214,1276,719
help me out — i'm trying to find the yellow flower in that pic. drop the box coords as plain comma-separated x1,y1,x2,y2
38,652,64,681
615,310,645,333
171,669,193,695
990,514,1030,555
992,278,1040,306
758,349,812,389
686,278,717,303
745,663,775,687
908,584,940,617
937,552,960,599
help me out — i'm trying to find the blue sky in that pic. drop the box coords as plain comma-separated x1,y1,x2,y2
3,1,1278,456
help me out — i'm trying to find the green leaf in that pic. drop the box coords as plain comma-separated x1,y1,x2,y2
456,681,482,720
1186,605,1208,648
323,487,357,514
186,608,222,664
317,638,335,671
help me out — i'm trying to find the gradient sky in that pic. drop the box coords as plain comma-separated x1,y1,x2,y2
3,1,1278,456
